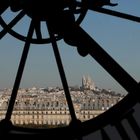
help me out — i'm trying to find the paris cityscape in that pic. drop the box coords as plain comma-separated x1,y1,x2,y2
0,76,124,128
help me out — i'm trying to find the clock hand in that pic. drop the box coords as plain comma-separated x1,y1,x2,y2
64,24,139,94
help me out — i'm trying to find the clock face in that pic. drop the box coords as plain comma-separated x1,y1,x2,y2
0,0,140,139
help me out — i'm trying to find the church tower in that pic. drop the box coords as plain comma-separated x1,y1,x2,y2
81,75,95,90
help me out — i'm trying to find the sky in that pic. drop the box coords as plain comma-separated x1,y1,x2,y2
0,0,140,94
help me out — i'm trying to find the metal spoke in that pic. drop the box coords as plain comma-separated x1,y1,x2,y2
63,23,140,96
84,29,140,95
5,20,34,121
76,1,140,23
34,20,42,40
92,7,140,23
0,10,25,39
46,22,77,122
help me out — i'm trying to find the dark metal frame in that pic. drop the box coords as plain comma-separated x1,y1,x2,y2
0,0,140,139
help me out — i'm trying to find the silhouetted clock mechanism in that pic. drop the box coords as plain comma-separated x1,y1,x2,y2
0,0,140,139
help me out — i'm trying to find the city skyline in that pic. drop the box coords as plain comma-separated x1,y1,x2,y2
0,75,126,96
0,1,140,94
0,79,123,126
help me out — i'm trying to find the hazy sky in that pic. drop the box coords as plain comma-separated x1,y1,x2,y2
0,0,140,94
